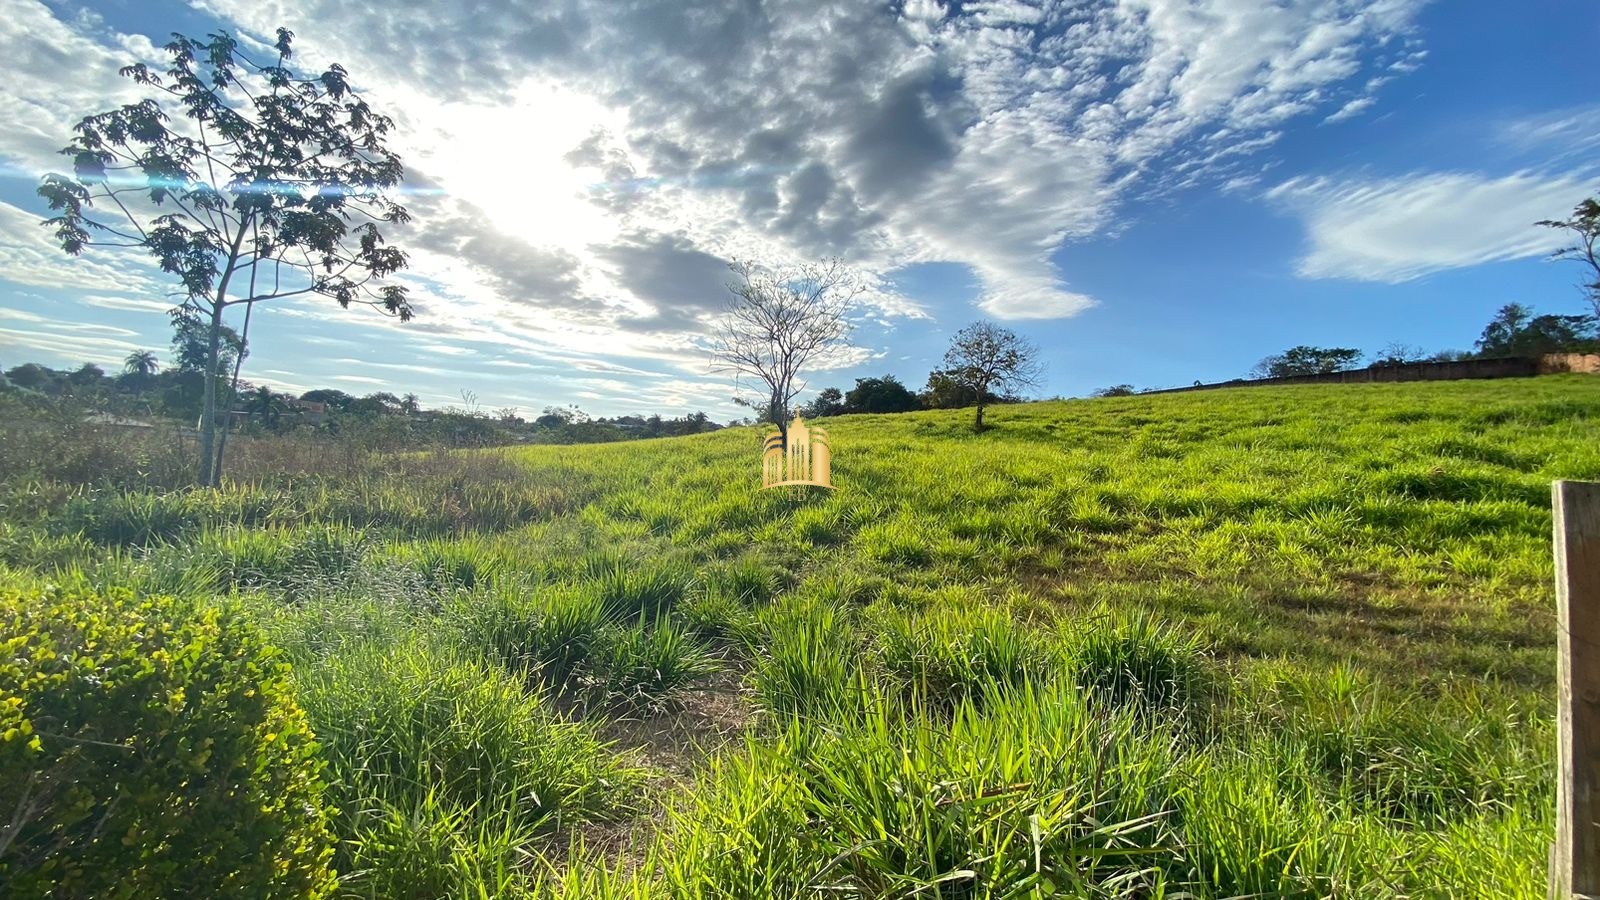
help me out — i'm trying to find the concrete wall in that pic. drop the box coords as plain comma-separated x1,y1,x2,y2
1143,354,1597,396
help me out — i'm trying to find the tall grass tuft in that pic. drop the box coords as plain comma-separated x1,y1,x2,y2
590,617,720,710
451,584,608,689
295,640,638,895
1066,610,1216,723
750,599,864,719
586,555,696,622
872,604,1053,712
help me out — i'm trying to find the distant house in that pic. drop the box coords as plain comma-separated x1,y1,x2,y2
227,398,328,428
82,412,157,430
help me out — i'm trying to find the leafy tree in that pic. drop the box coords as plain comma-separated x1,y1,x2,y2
709,258,859,449
921,368,1012,409
38,28,415,485
399,392,421,415
1539,194,1600,317
1368,342,1428,367
535,404,585,428
123,349,159,376
4,364,55,391
299,389,355,411
1092,384,1137,398
1250,345,1362,379
170,307,244,375
798,386,845,418
66,363,106,388
1474,302,1598,356
244,384,287,429
939,322,1043,430
844,375,919,414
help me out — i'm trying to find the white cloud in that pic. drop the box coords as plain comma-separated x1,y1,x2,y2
1267,170,1591,282
0,201,158,294
1323,96,1375,123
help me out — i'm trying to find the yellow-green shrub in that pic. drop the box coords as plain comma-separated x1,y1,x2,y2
0,587,336,898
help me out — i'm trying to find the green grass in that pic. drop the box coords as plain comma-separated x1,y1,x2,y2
4,375,1597,897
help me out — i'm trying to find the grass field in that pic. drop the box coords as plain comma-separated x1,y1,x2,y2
4,375,1598,897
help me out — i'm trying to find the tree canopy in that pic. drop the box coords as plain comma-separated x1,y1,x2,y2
38,27,415,484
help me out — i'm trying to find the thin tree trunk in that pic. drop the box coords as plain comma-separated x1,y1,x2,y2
212,298,254,483
974,401,986,431
197,299,225,486
199,226,249,486
771,395,788,449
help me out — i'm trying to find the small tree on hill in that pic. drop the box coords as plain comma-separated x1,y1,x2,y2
1539,194,1600,318
38,28,415,485
710,259,859,449
1368,342,1427,367
1250,346,1362,379
1092,384,1137,398
939,322,1042,430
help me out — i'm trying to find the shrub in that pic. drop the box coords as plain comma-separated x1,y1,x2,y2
0,586,335,898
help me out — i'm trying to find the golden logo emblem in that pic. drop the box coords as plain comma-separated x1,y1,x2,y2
761,416,834,490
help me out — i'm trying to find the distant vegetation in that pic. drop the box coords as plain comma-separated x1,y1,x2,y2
2,376,1595,896
1095,300,1599,396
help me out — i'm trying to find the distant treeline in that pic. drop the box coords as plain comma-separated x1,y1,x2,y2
0,359,724,448
1092,302,1600,397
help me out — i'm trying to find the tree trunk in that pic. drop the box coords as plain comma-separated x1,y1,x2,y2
771,395,788,449
211,299,254,484
974,400,986,431
199,227,248,487
196,299,225,486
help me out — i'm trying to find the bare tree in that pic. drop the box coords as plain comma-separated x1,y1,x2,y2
940,322,1043,431
710,259,859,448
1539,195,1600,318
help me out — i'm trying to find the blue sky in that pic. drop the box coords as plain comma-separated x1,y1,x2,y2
0,0,1595,417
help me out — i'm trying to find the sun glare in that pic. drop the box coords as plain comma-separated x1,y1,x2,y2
414,79,628,252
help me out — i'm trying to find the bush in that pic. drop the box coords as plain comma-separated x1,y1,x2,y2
0,586,335,898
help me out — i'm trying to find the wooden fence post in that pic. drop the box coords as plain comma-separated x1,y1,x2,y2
1553,480,1600,899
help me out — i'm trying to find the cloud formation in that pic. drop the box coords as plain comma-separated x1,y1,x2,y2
1268,171,1591,282
1,0,1440,407
185,0,1420,320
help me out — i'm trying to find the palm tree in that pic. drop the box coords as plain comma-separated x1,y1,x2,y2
124,349,159,376
245,385,284,428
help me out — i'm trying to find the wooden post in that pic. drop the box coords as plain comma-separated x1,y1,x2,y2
1553,480,1600,899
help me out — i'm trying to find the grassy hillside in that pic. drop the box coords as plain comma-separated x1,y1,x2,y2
4,375,1598,897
